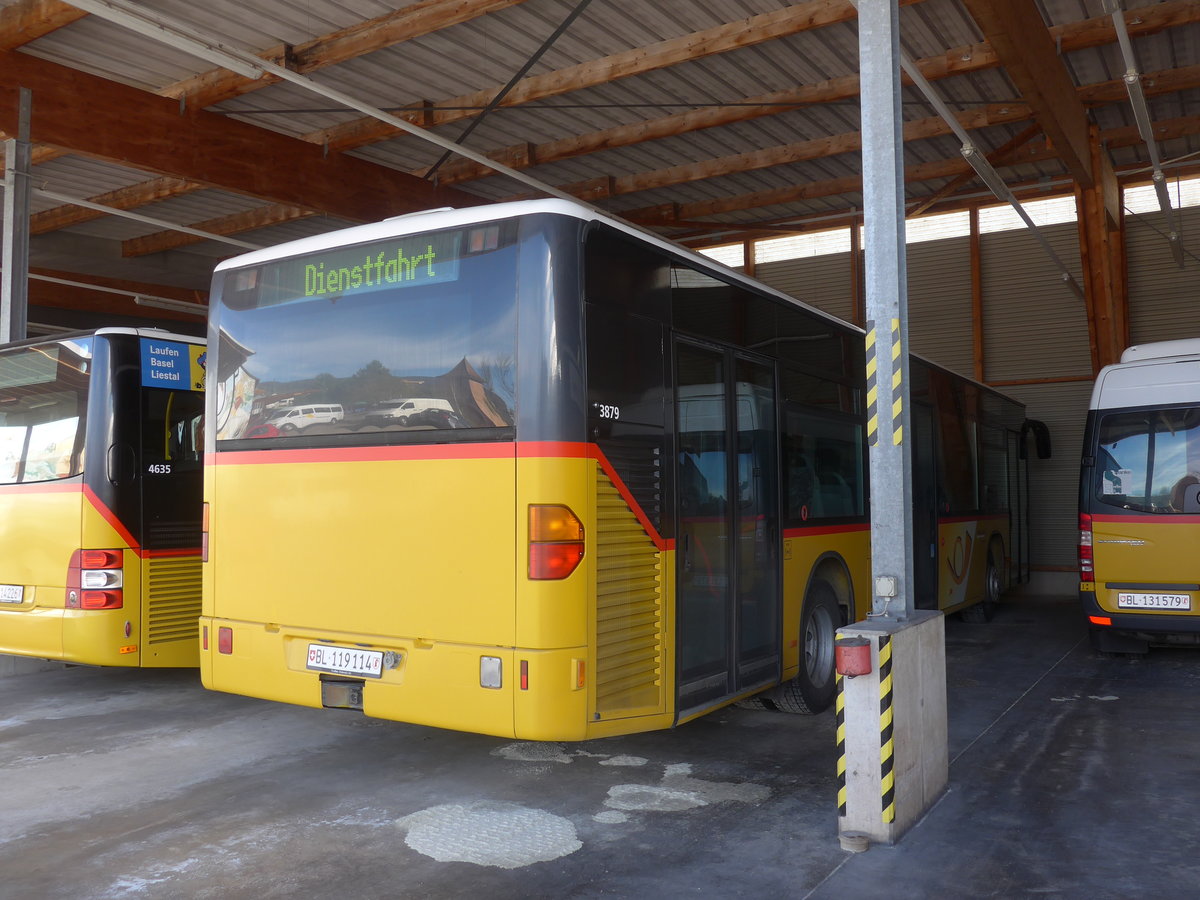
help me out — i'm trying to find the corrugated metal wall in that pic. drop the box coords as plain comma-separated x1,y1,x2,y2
1126,204,1200,343
980,223,1091,383
906,237,974,376
755,252,855,323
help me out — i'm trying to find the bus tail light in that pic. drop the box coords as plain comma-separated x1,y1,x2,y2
528,505,584,580
1089,615,1112,627
66,549,124,609
1078,513,1094,583
218,627,233,654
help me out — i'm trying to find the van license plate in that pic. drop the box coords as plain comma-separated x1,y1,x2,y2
1117,592,1191,610
306,643,383,678
0,584,23,603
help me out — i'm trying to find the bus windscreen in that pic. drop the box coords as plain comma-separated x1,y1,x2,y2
213,222,518,442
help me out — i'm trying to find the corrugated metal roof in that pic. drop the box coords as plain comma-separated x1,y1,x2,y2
0,0,1195,295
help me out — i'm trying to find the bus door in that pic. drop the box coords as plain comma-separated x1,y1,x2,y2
133,339,206,665
912,402,939,608
675,341,780,714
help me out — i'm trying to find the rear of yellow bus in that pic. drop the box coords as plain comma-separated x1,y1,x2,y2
0,331,205,667
201,208,636,739
1079,351,1200,653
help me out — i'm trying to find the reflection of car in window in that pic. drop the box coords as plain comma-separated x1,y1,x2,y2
266,404,344,433
365,398,453,427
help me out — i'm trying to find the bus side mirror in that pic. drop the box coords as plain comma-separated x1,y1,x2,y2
107,443,137,485
1185,484,1200,515
1020,419,1052,460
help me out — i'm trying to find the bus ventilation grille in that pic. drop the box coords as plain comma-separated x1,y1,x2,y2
147,555,202,644
147,519,202,551
595,467,664,716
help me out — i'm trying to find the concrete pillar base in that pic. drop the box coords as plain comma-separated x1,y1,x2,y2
836,610,947,846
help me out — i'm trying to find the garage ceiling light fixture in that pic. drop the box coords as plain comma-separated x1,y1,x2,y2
23,272,208,315
1103,0,1183,266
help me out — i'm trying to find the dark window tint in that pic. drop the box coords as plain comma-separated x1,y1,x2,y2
0,338,92,484
782,405,864,524
214,222,519,443
1095,407,1200,514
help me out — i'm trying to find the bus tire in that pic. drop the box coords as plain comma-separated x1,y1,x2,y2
767,579,840,715
961,542,1003,623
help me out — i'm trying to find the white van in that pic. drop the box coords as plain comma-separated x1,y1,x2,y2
368,398,452,425
266,404,344,432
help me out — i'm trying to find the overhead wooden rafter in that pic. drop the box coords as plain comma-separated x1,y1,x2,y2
23,0,1200,257
0,49,477,220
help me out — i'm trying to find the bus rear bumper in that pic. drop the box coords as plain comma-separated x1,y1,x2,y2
199,617,591,740
0,605,143,666
1080,591,1200,649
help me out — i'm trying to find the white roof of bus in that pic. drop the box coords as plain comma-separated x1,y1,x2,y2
1091,346,1200,410
211,198,856,336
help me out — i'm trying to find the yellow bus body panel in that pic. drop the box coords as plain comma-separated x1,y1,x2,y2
780,528,871,681
0,485,191,666
1091,518,1200,620
937,515,1007,615
204,451,522,737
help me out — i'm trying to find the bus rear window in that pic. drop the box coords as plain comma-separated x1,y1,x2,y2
212,223,518,443
0,339,91,484
1095,407,1200,513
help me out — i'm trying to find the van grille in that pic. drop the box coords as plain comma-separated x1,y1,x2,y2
595,466,664,716
147,555,202,644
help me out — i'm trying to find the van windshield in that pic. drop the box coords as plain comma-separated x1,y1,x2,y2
211,221,518,444
1095,407,1200,513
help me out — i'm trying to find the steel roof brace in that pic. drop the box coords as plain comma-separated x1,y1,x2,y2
63,0,608,212
846,0,1086,300
423,0,595,184
1,88,32,343
1103,0,1184,267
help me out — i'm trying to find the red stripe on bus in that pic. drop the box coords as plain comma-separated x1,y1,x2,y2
209,443,516,465
1090,513,1200,525
784,523,870,539
82,485,141,551
0,481,82,494
142,548,202,559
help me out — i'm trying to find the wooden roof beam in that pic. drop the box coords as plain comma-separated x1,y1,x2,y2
122,205,317,258
625,114,1200,228
426,0,1200,186
161,0,529,110
20,0,1196,237
0,0,86,51
116,60,1200,256
959,0,1098,194
308,0,927,153
0,49,477,221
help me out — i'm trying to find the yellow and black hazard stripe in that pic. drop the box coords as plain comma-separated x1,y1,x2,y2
889,318,903,446
879,633,895,823
835,635,848,816
865,322,879,447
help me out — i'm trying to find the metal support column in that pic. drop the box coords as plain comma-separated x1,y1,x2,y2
858,0,914,619
2,88,32,344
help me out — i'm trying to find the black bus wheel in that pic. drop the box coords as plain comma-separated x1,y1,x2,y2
768,579,840,715
962,543,1002,623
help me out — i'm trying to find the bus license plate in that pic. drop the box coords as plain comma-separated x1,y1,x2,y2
0,584,23,603
1117,592,1191,610
306,643,384,678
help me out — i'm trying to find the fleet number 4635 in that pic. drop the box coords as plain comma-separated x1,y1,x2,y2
147,464,172,474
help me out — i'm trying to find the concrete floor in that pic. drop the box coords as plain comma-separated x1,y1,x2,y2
3,594,1199,899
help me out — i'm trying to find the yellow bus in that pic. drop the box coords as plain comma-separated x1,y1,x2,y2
201,199,1039,739
0,328,206,668
1080,338,1200,654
